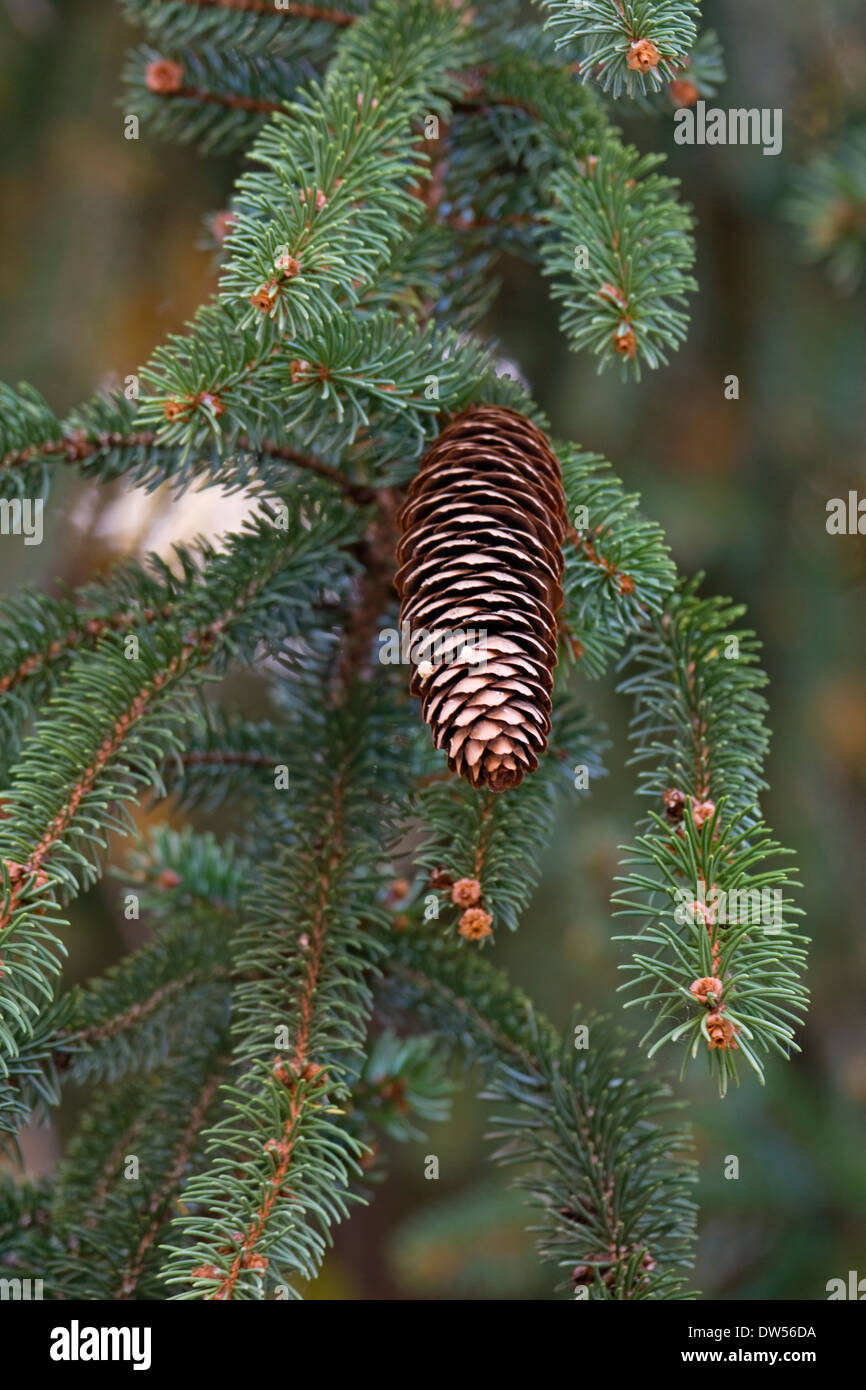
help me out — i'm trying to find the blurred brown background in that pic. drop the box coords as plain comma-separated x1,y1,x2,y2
0,0,864,1299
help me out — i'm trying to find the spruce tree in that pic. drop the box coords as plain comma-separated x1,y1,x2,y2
0,0,808,1301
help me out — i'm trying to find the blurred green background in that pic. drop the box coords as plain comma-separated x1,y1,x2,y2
0,0,864,1299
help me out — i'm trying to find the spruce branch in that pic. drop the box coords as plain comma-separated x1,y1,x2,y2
0,500,359,770
0,1174,54,1283
0,0,807,1304
53,828,246,1085
380,928,698,1299
124,0,476,153
0,1001,70,1142
0,557,201,771
456,39,607,147
124,45,299,152
537,0,701,99
542,140,696,377
133,296,492,464
0,385,378,504
424,38,696,377
122,0,361,57
412,700,606,940
784,125,866,292
0,382,62,496
630,28,726,112
613,580,809,1093
558,441,677,675
46,1017,231,1299
114,1058,229,1300
356,222,498,335
0,507,358,1105
161,711,287,812
218,82,428,338
439,43,607,260
348,1029,454,1147
161,685,415,1299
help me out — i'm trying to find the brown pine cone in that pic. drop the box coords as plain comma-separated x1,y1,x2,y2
395,405,567,792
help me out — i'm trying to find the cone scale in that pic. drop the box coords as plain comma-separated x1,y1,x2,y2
396,405,567,792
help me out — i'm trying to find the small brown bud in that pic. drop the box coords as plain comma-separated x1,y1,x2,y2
210,210,237,243
690,976,723,1005
706,1011,739,1051
692,799,716,829
250,283,278,313
274,252,302,277
290,359,312,385
613,326,637,360
458,907,493,941
627,39,661,74
598,282,627,309
670,79,699,108
386,877,411,905
451,877,482,908
145,59,184,95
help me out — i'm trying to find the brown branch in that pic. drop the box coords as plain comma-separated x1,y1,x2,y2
1,428,373,500
117,1058,230,1300
387,958,538,1074
333,487,401,693
159,0,356,23
446,210,541,232
452,88,543,122
24,656,193,881
684,651,712,804
0,551,287,932
0,606,166,698
565,523,636,597
209,769,348,1299
180,749,274,769
87,1121,143,1228
1,430,157,474
67,971,231,1055
169,85,284,114
204,535,398,1298
473,798,494,880
415,769,454,789
236,435,375,501
422,119,450,217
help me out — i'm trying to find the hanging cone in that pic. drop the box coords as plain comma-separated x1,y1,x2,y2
395,404,567,792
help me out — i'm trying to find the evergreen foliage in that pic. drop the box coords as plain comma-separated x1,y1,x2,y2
0,0,807,1301
785,125,866,291
614,581,809,1093
537,0,700,98
381,928,697,1298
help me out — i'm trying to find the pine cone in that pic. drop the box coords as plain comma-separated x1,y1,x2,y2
395,405,567,791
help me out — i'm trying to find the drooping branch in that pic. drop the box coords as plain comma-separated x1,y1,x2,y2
161,684,416,1299
613,580,808,1092
115,1058,230,1301
0,508,359,1127
380,927,697,1299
